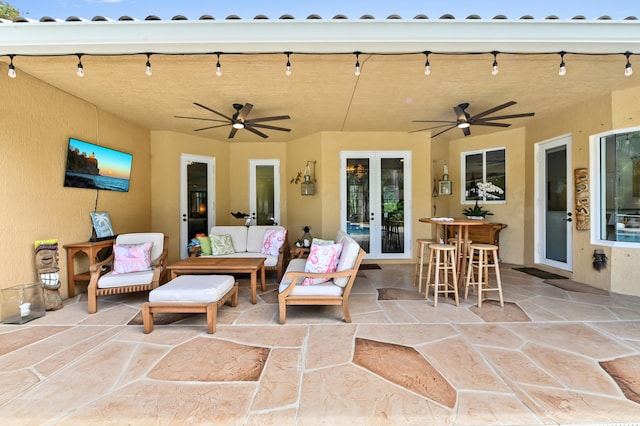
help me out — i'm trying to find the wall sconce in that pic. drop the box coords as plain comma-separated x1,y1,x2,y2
438,161,452,196
301,160,316,196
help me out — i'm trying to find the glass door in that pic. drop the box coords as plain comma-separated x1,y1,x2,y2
535,136,573,270
341,151,411,259
249,159,280,225
180,154,215,258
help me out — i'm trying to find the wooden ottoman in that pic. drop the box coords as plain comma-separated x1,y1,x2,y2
142,274,238,334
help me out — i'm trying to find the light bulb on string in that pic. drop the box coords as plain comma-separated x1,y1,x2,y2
354,52,361,76
285,52,292,76
76,54,84,77
491,51,499,75
423,51,431,75
145,53,152,76
7,55,16,78
625,52,633,77
558,51,567,76
215,52,222,77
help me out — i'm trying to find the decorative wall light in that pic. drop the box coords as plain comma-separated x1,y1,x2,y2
438,161,452,195
301,160,316,196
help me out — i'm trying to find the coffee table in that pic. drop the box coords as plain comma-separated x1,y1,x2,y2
168,257,266,304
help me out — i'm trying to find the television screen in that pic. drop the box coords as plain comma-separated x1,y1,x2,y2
64,138,132,192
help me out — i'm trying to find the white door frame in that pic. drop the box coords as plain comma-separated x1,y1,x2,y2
534,134,573,271
180,153,215,259
340,150,412,260
249,159,281,225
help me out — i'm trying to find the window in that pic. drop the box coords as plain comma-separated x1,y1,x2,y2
596,129,640,244
461,148,506,203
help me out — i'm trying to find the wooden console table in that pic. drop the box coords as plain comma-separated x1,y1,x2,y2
63,240,114,297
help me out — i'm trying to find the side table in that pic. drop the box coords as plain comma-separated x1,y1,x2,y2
63,240,114,297
290,246,310,259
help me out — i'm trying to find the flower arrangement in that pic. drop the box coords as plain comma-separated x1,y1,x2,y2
463,182,503,218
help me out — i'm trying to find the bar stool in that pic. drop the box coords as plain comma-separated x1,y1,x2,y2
464,243,504,307
413,239,434,293
425,243,459,307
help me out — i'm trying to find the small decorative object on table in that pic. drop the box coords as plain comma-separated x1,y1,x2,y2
300,226,313,247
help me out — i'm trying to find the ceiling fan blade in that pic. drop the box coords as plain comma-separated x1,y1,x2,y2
470,101,516,120
193,123,232,132
244,126,269,138
175,115,228,123
194,102,234,121
237,103,253,122
249,123,291,132
453,105,467,122
472,122,512,128
412,120,457,124
409,123,458,133
228,127,239,138
462,127,471,137
473,112,535,122
245,115,291,123
431,125,458,138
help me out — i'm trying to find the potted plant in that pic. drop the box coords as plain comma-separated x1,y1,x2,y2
463,200,493,219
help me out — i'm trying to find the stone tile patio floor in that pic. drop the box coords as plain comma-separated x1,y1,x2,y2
2,263,640,425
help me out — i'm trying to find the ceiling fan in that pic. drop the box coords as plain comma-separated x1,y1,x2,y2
175,102,291,139
411,101,535,138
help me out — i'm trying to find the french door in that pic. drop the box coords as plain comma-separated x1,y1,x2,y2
535,135,573,270
249,159,280,225
340,151,411,259
180,154,215,258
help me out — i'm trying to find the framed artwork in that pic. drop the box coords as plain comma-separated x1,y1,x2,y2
90,211,114,239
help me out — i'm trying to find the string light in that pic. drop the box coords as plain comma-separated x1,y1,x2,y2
76,54,84,77
625,52,633,77
354,51,361,76
285,52,292,76
145,53,152,76
7,54,16,78
558,51,567,76
491,51,499,75
215,52,222,77
423,51,431,75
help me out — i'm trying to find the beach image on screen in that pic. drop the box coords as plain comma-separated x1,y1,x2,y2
64,138,132,192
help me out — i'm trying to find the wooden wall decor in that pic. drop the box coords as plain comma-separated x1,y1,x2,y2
574,168,590,230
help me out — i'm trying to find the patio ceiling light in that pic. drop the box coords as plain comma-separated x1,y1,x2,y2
7,55,16,78
215,52,222,77
625,51,633,77
558,51,567,76
76,54,84,77
145,53,152,76
423,51,431,75
354,51,361,76
285,52,292,76
491,51,499,75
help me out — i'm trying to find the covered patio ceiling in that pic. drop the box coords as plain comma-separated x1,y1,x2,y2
2,17,640,143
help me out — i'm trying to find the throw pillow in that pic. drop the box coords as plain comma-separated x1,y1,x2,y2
311,238,335,246
210,234,235,255
197,236,212,255
262,229,287,256
302,241,343,285
113,242,153,274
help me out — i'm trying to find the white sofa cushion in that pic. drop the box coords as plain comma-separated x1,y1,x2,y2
117,232,165,263
98,269,155,289
210,226,248,252
333,231,362,287
279,280,344,297
220,251,279,267
247,226,285,253
149,275,235,303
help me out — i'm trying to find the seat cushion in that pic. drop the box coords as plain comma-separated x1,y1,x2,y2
98,269,155,289
278,280,344,297
149,275,235,303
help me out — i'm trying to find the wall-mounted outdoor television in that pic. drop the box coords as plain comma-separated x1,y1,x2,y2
64,138,132,192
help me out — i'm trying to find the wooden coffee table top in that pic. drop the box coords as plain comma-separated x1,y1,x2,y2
168,257,265,272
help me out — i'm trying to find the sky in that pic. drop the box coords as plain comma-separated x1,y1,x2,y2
7,0,640,21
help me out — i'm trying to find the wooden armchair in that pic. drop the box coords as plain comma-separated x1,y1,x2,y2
87,233,168,313
278,245,366,324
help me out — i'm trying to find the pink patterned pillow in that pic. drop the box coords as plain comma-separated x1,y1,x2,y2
302,242,343,285
262,229,287,256
113,242,153,274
